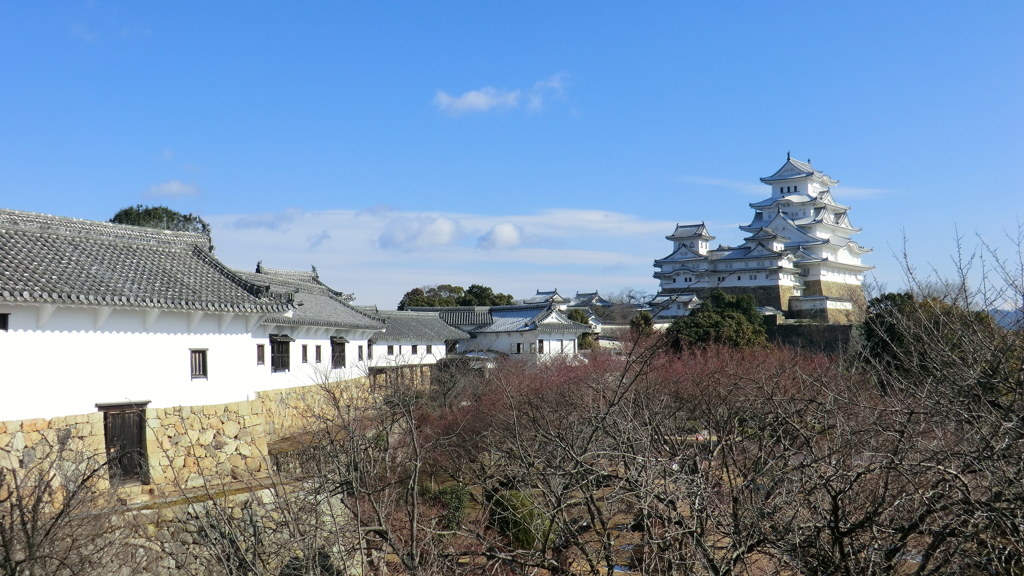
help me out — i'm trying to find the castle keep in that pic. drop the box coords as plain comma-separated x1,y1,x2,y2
652,155,872,323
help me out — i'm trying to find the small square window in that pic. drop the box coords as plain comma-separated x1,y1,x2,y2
190,349,208,379
302,344,308,363
358,345,364,361
256,344,265,365
387,345,394,356
538,339,545,354
315,345,322,363
411,345,418,355
426,344,432,355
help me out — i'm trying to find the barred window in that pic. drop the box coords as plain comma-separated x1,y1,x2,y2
270,335,294,373
256,344,265,365
387,345,394,356
302,344,308,363
426,344,432,355
315,345,322,363
331,337,347,369
190,349,208,379
358,345,364,361
411,345,418,355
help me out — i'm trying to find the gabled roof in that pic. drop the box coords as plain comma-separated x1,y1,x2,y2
567,291,612,308
245,263,354,303
744,242,783,257
654,243,707,264
232,266,383,330
409,304,589,335
0,208,292,314
666,222,715,241
745,228,790,242
476,305,589,334
406,306,494,327
373,310,470,342
522,289,566,304
814,190,850,210
650,293,699,306
741,213,824,245
749,193,816,208
759,154,838,186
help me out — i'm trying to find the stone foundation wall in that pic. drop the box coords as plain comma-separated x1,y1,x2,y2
0,373,423,575
1,377,373,502
804,280,867,307
691,284,797,311
767,323,855,353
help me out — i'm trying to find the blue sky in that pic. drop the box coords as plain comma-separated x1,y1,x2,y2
1,2,1022,307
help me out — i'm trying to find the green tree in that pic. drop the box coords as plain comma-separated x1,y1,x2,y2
862,291,1004,387
398,284,513,308
110,204,210,235
629,310,654,335
460,284,514,306
398,284,466,308
667,290,766,349
567,308,597,350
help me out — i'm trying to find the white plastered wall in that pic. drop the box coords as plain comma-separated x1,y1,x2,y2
0,304,378,421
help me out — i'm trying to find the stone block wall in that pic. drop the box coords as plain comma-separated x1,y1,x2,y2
692,285,791,310
0,412,110,486
803,280,868,313
0,377,371,502
144,402,271,491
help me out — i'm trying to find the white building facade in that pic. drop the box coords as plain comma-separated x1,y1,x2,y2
653,155,872,323
0,210,387,421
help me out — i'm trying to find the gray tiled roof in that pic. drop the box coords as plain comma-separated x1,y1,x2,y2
408,304,588,334
406,307,494,327
759,156,838,185
475,305,589,334
232,266,383,330
522,289,566,304
567,291,611,307
0,209,292,313
666,222,714,240
374,311,470,342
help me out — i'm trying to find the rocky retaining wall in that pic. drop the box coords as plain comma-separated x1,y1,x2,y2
0,377,371,501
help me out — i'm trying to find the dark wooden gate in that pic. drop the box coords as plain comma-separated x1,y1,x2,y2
97,402,150,484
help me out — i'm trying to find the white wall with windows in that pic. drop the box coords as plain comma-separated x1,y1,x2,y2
0,304,379,421
365,339,454,368
460,330,579,357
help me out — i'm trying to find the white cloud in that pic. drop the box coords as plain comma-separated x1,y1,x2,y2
232,208,304,230
434,87,520,115
526,74,566,111
379,216,460,250
204,207,673,308
143,180,199,198
678,175,765,196
434,74,567,115
478,222,522,249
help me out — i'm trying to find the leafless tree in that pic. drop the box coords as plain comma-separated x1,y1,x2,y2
0,443,145,576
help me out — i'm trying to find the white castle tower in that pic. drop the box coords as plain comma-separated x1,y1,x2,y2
652,154,872,323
